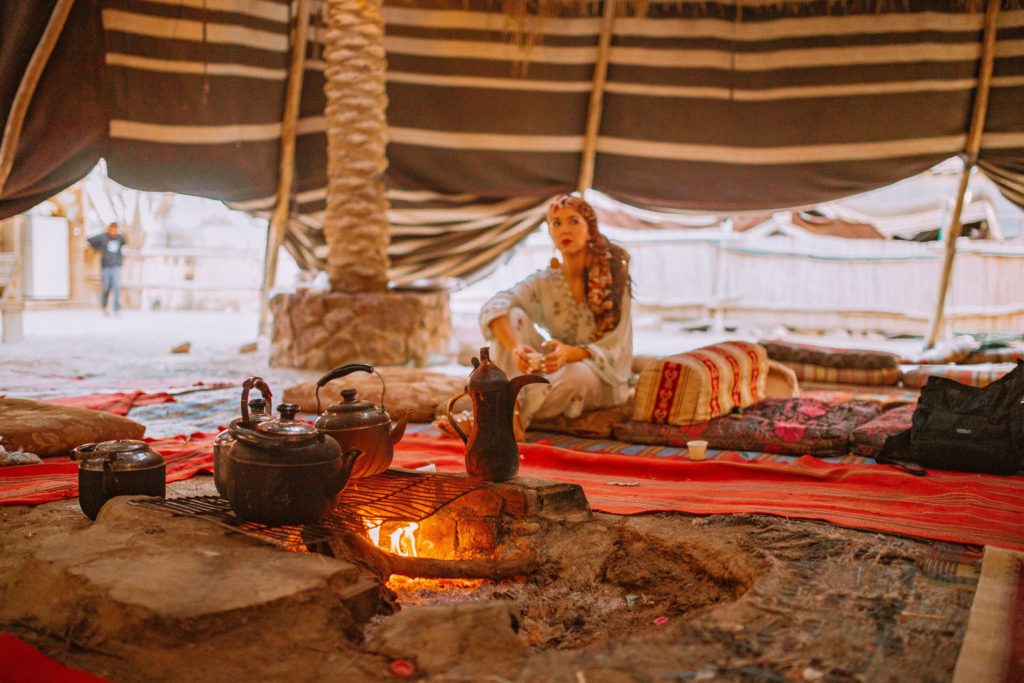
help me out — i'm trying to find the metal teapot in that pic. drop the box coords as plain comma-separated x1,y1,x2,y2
70,440,166,520
314,363,411,479
445,347,548,481
213,376,273,497
226,403,361,525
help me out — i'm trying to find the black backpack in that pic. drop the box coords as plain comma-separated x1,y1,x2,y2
878,361,1024,476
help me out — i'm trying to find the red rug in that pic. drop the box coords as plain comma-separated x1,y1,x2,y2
0,633,109,682
2,431,1022,552
42,391,176,416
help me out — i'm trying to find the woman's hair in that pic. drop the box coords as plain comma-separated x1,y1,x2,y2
547,194,630,340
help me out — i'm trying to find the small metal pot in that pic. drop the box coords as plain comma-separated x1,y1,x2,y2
70,440,166,520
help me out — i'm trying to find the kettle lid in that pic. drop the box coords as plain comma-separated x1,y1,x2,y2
467,346,510,391
78,440,164,471
319,388,389,428
255,404,319,438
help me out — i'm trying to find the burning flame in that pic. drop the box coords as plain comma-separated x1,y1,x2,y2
389,522,419,557
363,518,419,558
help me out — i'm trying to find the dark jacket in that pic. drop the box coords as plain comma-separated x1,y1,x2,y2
87,233,126,268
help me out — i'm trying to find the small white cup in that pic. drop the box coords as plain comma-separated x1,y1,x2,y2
687,440,708,461
527,353,543,374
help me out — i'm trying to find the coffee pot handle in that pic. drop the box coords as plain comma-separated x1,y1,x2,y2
445,390,469,444
240,376,273,422
315,363,375,415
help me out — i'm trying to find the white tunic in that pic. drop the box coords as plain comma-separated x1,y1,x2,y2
478,266,633,418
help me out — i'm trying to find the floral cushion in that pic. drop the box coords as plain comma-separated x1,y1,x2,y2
849,404,916,458
900,363,1016,389
783,363,902,386
614,397,881,456
0,398,146,457
761,340,899,370
632,341,768,426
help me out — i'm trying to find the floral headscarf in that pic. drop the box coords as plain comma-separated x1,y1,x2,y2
547,194,630,341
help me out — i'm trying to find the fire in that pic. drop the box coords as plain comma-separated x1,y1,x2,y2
389,522,419,557
363,518,419,558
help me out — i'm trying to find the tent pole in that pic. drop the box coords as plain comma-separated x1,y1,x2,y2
0,0,74,196
577,0,616,195
259,0,312,335
924,0,1000,349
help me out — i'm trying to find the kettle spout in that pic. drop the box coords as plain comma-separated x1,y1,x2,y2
510,373,549,400
390,409,411,446
326,448,364,496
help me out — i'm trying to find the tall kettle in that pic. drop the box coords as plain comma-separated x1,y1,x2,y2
445,346,548,482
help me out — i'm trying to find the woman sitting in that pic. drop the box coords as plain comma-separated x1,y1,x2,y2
475,194,633,438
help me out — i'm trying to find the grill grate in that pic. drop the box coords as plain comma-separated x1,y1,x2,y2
130,470,488,551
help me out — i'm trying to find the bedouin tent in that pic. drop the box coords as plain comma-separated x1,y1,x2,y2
2,0,1023,289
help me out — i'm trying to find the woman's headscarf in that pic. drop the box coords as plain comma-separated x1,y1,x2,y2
547,194,630,340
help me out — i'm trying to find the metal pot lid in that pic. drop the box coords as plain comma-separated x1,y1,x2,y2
254,404,319,438
320,388,389,428
79,440,165,471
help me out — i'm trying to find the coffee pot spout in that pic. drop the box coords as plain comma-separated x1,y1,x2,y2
509,373,549,401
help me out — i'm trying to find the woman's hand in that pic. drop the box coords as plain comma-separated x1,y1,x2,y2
512,343,541,374
541,340,589,373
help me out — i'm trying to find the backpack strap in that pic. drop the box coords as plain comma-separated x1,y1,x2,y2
877,429,927,476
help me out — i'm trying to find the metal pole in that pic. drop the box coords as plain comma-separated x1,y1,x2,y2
259,0,311,335
924,0,1000,348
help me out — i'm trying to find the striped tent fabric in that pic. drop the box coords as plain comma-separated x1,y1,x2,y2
2,0,1023,281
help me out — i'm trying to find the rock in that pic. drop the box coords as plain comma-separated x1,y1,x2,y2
238,341,259,354
171,342,191,354
368,600,525,675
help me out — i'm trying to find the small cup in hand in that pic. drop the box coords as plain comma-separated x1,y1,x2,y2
527,353,543,374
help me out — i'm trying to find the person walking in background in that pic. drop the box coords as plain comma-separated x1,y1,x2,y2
87,222,126,316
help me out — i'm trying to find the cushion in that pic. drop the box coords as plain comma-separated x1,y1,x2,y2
615,397,881,456
283,366,469,423
900,363,1017,389
0,398,146,457
632,341,768,426
849,404,916,458
765,360,800,399
962,343,1024,365
898,337,978,365
531,401,632,439
782,363,902,386
761,339,899,370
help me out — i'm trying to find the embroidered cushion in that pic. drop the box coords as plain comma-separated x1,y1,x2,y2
0,398,146,457
283,367,468,423
783,363,902,386
900,363,1016,389
849,404,916,457
616,397,881,456
761,340,900,370
631,341,768,426
962,343,1024,365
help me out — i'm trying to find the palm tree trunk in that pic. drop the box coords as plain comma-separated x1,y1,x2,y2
322,0,390,293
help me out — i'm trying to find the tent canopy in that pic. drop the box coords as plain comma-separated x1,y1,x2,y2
1,0,1023,282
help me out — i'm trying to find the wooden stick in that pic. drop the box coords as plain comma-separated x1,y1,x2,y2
329,533,539,580
0,0,75,196
577,0,617,195
925,0,1000,349
258,0,312,335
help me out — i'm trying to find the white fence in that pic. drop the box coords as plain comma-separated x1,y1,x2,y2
455,230,1024,336
120,247,263,312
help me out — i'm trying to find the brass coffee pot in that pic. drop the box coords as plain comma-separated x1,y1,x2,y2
445,346,548,481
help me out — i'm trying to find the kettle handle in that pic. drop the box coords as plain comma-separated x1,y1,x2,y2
240,376,273,422
314,363,387,416
445,390,469,444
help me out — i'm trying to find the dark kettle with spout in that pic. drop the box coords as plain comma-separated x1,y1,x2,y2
445,346,548,481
